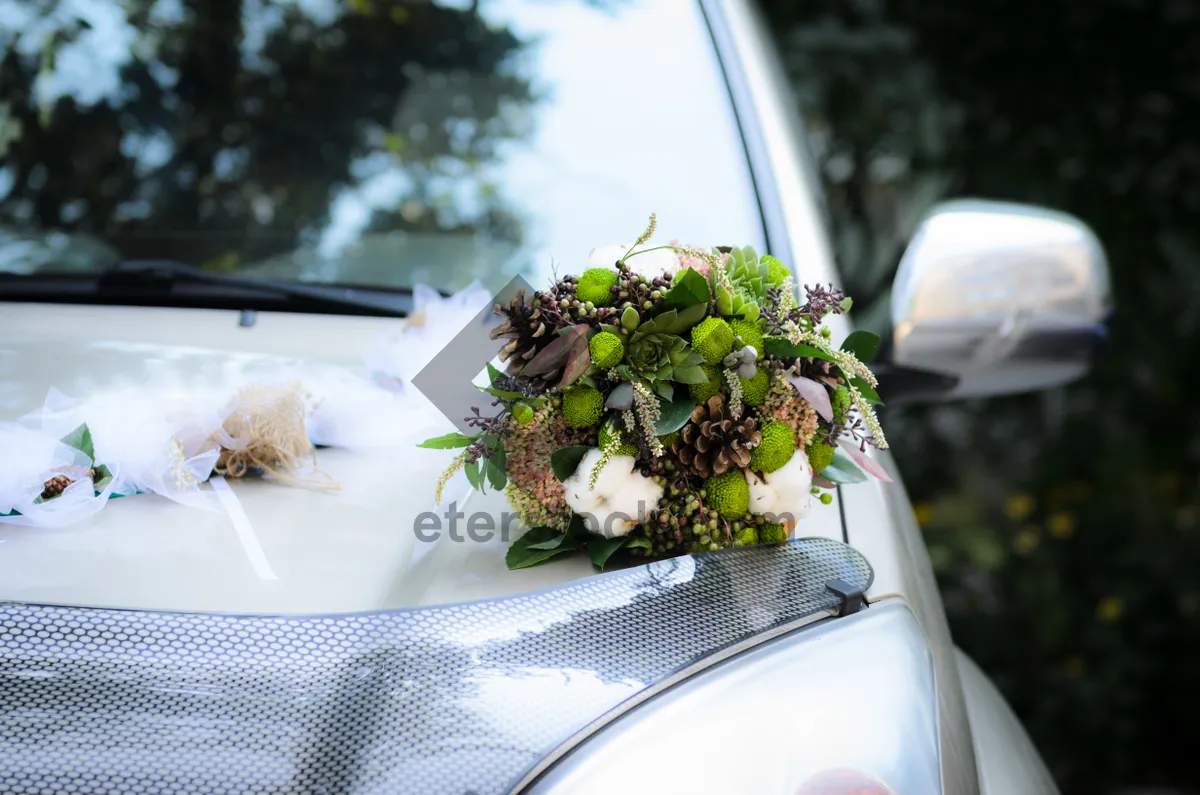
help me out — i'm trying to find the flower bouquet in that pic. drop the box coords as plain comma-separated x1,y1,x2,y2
420,216,891,570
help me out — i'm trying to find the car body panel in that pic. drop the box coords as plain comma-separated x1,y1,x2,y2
958,648,1060,794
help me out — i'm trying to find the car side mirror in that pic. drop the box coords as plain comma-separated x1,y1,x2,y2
881,200,1111,402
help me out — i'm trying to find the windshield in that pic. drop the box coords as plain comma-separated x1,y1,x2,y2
0,0,764,295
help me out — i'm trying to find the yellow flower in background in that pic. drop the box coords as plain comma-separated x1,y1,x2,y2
1064,656,1086,678
1048,511,1077,539
1014,527,1040,555
1097,596,1124,623
913,501,935,527
1005,493,1035,522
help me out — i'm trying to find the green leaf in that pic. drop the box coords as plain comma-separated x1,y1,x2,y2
526,532,571,551
589,535,633,570
621,305,641,331
487,362,504,385
418,432,474,450
60,423,95,461
849,376,883,405
839,297,854,313
478,385,524,400
91,464,114,492
506,526,584,569
671,364,707,385
551,445,591,481
653,380,674,400
464,458,483,490
658,267,711,309
486,456,507,490
654,389,696,435
485,436,508,487
840,330,880,363
820,448,869,484
764,339,838,361
625,536,652,549
661,302,707,335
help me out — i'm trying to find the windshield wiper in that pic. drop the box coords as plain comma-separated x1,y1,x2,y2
0,259,417,318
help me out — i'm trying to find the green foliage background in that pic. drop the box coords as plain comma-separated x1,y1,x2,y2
760,0,1199,791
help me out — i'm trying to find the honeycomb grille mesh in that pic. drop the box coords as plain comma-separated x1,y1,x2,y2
0,538,871,794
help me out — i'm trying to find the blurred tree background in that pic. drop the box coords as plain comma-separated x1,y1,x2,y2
761,0,1200,792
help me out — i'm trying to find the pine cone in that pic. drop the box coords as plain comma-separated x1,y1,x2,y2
490,289,549,373
40,474,73,500
799,357,840,388
673,394,761,478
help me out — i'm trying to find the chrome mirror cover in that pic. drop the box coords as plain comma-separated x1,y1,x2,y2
890,200,1110,400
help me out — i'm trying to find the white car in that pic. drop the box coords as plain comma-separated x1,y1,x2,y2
0,1,1108,793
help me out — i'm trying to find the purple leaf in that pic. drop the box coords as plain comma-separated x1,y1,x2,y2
786,375,833,422
519,324,588,377
559,334,591,387
813,475,837,490
606,382,634,410
837,440,894,483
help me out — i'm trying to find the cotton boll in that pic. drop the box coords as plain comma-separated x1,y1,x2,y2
747,453,814,522
748,470,777,516
561,449,663,537
562,449,632,519
623,247,680,281
603,476,665,538
586,244,630,270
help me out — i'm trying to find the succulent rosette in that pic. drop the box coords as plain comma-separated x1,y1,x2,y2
420,214,892,571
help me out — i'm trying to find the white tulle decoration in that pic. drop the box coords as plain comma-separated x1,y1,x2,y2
0,422,116,528
0,282,484,528
20,387,225,511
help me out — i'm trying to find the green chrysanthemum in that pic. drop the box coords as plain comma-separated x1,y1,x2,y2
562,385,604,428
691,317,734,365
658,430,681,447
759,522,789,545
704,470,749,520
749,421,795,474
833,384,852,418
689,363,722,404
806,440,835,475
576,268,618,306
589,331,624,368
740,367,769,406
763,255,791,287
729,318,764,359
806,385,852,473
733,526,759,547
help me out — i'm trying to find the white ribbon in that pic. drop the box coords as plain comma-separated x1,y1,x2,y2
209,475,278,581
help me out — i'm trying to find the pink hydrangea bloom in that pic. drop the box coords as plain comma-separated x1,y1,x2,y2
670,239,713,277
760,373,819,449
504,402,589,530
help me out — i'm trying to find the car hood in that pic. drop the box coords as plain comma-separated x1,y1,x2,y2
0,302,599,614
0,538,875,795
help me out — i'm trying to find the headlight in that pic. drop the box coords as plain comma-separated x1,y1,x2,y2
526,602,940,794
